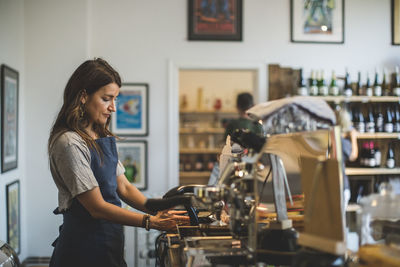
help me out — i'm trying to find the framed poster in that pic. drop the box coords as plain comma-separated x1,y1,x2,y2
290,0,344,44
6,180,20,254
112,83,148,136
1,65,19,173
188,0,243,41
392,0,400,45
116,140,147,190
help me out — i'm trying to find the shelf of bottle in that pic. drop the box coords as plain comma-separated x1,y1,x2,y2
356,132,400,139
180,148,221,154
309,96,400,103
179,128,225,134
179,171,212,178
345,167,400,176
180,109,236,115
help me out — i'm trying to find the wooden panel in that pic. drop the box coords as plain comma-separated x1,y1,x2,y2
268,64,300,100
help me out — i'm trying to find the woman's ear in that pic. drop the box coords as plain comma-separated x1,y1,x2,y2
80,90,88,104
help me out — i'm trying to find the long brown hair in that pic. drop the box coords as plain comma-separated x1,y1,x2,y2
48,58,121,155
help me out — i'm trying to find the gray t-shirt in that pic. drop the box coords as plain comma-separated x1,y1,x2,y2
49,131,125,211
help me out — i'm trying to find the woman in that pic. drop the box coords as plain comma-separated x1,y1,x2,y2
48,58,188,267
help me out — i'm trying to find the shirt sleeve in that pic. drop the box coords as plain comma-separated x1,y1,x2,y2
116,160,126,177
52,142,98,198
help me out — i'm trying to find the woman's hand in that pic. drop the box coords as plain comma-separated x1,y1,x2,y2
150,210,190,231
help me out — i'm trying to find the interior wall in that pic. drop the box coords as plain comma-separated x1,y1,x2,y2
21,0,400,259
0,0,27,260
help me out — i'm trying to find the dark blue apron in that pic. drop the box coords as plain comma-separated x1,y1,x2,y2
50,137,127,267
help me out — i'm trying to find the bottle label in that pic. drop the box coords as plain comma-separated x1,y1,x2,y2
330,86,339,96
319,86,329,96
375,151,381,167
366,88,373,97
376,118,384,132
366,122,375,133
394,87,400,97
374,86,382,96
310,86,318,96
368,158,376,167
298,87,308,96
384,123,394,133
386,158,395,168
355,122,365,133
344,88,352,97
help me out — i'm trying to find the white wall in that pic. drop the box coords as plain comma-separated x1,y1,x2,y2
17,0,400,259
0,0,27,261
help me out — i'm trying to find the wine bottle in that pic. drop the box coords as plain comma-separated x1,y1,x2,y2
318,70,329,96
329,70,340,96
394,66,400,97
394,105,400,133
360,142,369,167
365,104,375,133
297,68,308,96
374,142,381,167
354,106,365,133
382,69,389,96
184,157,192,172
367,141,377,168
309,70,319,96
343,70,353,97
373,69,382,96
375,104,384,132
194,155,204,171
386,143,395,169
384,105,394,133
365,73,373,97
356,71,363,96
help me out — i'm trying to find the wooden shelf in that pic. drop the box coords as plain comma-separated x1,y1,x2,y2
180,148,221,154
180,110,236,115
345,167,400,176
309,96,400,103
356,132,400,139
180,171,211,178
179,128,225,134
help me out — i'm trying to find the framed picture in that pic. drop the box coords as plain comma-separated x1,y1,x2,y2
6,180,20,254
116,140,147,190
1,65,19,173
188,0,243,41
392,0,400,45
111,83,148,136
290,0,344,44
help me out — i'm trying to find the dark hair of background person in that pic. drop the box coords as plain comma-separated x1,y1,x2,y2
48,58,121,156
236,92,254,112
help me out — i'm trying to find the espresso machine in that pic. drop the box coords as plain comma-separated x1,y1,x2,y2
154,96,346,266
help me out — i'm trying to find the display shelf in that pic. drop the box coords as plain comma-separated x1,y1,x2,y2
310,96,400,103
356,132,400,139
179,128,225,134
180,109,237,115
345,167,400,176
179,171,212,178
180,148,221,154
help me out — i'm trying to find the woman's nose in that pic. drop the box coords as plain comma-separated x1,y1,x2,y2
109,100,116,112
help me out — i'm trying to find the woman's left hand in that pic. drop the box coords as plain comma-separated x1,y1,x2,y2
151,210,190,231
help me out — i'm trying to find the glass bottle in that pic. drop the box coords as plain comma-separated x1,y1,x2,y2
343,69,353,97
329,70,340,96
394,66,400,97
386,143,395,169
297,68,308,96
365,73,373,97
356,71,363,96
384,105,394,133
318,70,329,96
373,69,382,96
375,104,384,132
365,104,375,133
394,105,400,133
309,70,319,96
354,106,365,133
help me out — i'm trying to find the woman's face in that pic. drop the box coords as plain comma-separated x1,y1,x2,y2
83,82,120,126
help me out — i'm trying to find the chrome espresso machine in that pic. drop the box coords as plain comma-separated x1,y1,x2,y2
148,96,346,266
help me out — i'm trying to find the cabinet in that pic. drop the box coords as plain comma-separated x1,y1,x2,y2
179,110,237,185
310,96,400,201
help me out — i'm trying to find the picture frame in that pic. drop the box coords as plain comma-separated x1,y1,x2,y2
1,65,19,173
290,0,344,44
116,140,147,190
188,0,243,41
392,0,400,45
6,180,20,254
111,83,148,136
